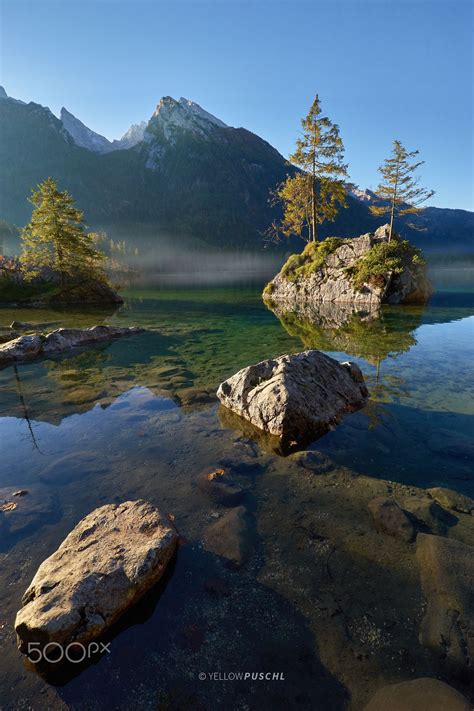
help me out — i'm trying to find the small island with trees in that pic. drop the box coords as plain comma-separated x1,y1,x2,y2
0,178,122,305
264,95,434,308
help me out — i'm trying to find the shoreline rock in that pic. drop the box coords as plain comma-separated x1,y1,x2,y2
264,224,431,307
0,325,144,367
217,350,368,451
15,500,178,654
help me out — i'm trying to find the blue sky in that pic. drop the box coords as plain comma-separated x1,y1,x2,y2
0,0,472,209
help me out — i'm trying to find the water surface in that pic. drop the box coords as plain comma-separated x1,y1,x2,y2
0,276,473,709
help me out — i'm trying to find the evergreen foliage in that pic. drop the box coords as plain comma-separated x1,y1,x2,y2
370,140,435,241
272,95,348,243
20,178,108,288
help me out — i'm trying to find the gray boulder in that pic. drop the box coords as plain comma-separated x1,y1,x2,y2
364,677,470,711
0,334,42,365
0,325,144,367
15,500,177,654
41,326,143,354
217,350,368,449
416,533,474,675
264,224,431,307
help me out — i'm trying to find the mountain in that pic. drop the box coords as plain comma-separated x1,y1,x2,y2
0,86,472,253
60,107,146,153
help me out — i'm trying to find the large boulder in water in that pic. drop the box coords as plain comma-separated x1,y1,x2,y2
217,350,368,450
264,224,431,307
15,500,177,654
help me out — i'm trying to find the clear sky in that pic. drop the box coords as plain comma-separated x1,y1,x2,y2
0,0,472,210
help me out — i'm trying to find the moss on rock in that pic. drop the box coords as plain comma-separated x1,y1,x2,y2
347,238,425,291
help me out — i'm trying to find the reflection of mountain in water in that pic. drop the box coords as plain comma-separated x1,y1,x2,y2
267,301,424,366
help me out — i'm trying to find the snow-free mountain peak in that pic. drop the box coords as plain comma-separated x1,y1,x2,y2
60,107,147,153
0,86,26,105
60,107,112,153
114,121,147,149
147,95,228,141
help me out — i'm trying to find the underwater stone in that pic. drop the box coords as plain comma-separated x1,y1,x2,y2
416,533,474,676
368,497,416,543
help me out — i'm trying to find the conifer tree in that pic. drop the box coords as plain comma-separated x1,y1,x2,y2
370,140,435,242
21,178,107,287
275,95,348,243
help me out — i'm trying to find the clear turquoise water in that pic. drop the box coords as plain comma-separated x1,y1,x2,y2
0,274,473,709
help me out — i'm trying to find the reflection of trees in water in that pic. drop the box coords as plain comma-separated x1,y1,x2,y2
268,301,425,368
12,364,43,452
267,301,426,418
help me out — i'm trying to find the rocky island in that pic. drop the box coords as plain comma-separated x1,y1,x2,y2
263,225,432,308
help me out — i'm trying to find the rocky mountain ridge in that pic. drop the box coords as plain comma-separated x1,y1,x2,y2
0,86,472,251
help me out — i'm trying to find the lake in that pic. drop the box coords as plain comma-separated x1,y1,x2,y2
0,269,473,709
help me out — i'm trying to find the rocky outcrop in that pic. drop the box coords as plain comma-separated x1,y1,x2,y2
217,350,368,450
15,500,177,654
416,534,474,676
364,678,471,711
264,225,431,307
0,325,144,367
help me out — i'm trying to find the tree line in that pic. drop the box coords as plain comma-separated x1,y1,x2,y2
13,93,435,290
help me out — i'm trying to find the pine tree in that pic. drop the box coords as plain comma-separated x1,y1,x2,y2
21,178,108,288
370,140,435,242
275,95,348,243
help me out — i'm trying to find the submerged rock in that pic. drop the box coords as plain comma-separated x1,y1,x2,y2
15,500,177,654
368,497,416,543
203,506,253,567
197,469,245,506
416,534,474,675
427,487,474,515
0,325,144,367
264,224,431,307
364,677,470,711
217,350,368,450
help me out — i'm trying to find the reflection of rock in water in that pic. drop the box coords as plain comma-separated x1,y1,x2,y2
268,300,424,367
218,404,289,455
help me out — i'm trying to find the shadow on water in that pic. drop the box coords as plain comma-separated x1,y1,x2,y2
47,546,349,710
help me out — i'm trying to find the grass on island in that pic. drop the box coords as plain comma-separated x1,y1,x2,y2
346,238,425,290
263,234,425,295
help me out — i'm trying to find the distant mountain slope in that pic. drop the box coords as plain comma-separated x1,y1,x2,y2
0,87,472,252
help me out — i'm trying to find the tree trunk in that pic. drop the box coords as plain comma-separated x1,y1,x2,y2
389,161,400,243
56,242,66,289
388,199,395,243
311,168,317,242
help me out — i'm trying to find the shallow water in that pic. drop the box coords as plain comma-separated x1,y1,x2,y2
0,276,473,709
